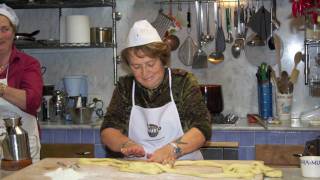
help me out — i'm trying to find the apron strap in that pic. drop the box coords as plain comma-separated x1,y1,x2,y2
132,81,136,106
168,68,174,101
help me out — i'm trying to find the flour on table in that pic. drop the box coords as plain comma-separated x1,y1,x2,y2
44,167,93,180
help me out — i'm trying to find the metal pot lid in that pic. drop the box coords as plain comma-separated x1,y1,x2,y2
15,35,35,41
16,30,40,37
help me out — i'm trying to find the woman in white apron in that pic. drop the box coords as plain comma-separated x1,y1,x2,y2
0,4,42,163
101,20,211,165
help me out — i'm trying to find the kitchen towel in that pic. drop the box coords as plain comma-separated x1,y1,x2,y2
65,15,90,44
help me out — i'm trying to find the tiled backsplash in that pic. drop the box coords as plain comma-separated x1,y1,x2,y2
15,0,320,118
41,128,319,159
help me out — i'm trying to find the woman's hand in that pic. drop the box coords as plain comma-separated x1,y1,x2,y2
120,140,145,157
146,144,176,167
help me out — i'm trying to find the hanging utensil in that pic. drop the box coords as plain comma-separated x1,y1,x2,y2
192,0,208,69
268,0,275,50
274,33,282,75
225,7,233,43
163,0,180,51
272,0,280,28
208,2,224,64
215,4,226,52
202,1,214,43
151,6,173,39
289,51,303,84
175,0,186,27
248,5,271,41
178,3,197,66
239,5,247,37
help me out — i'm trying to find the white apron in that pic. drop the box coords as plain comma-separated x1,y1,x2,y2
0,66,40,163
128,68,203,160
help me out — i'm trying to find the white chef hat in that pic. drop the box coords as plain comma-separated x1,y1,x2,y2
125,20,162,48
0,4,19,27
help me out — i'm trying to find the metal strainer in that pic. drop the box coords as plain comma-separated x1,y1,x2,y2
178,36,197,66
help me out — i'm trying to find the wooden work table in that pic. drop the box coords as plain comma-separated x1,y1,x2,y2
0,158,315,180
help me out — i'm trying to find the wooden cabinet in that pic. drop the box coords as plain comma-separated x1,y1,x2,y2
40,144,94,159
255,144,304,166
201,141,239,160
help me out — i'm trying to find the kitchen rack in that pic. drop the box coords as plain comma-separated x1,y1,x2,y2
304,24,320,96
154,0,247,4
3,0,113,9
7,0,120,84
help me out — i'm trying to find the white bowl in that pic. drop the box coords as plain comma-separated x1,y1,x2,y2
300,156,320,178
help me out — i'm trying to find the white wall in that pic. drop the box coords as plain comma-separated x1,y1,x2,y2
15,0,320,118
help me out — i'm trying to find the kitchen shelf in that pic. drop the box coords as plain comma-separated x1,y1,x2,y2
3,0,113,9
16,42,114,49
305,39,320,47
11,0,120,84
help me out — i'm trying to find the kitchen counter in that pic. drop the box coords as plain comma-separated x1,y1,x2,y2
39,118,320,131
0,158,315,180
39,118,320,159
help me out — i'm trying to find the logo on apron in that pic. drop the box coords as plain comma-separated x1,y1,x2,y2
147,123,161,137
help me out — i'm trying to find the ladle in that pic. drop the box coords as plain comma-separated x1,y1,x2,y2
268,1,275,50
192,0,208,69
208,2,224,64
231,40,241,58
231,1,243,59
202,1,214,43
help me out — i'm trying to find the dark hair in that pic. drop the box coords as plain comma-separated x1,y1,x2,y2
121,42,171,66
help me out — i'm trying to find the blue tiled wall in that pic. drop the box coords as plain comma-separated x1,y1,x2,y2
211,130,320,160
41,128,106,158
41,128,320,159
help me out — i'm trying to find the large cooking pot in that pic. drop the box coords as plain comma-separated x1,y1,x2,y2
90,27,112,45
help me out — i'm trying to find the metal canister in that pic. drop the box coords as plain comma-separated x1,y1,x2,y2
49,90,67,121
90,27,112,45
1,116,31,161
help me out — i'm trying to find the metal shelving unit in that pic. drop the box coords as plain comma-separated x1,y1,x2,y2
3,0,113,9
15,42,114,49
8,0,120,84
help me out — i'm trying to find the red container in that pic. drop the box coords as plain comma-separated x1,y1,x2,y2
199,84,224,114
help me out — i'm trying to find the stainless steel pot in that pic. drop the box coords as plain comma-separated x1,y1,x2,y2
70,107,94,124
90,27,112,45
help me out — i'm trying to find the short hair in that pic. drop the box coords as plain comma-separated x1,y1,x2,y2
121,42,171,66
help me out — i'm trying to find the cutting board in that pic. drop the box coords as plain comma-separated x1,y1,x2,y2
3,158,264,180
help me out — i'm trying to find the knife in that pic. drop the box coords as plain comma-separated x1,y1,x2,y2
247,114,268,130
